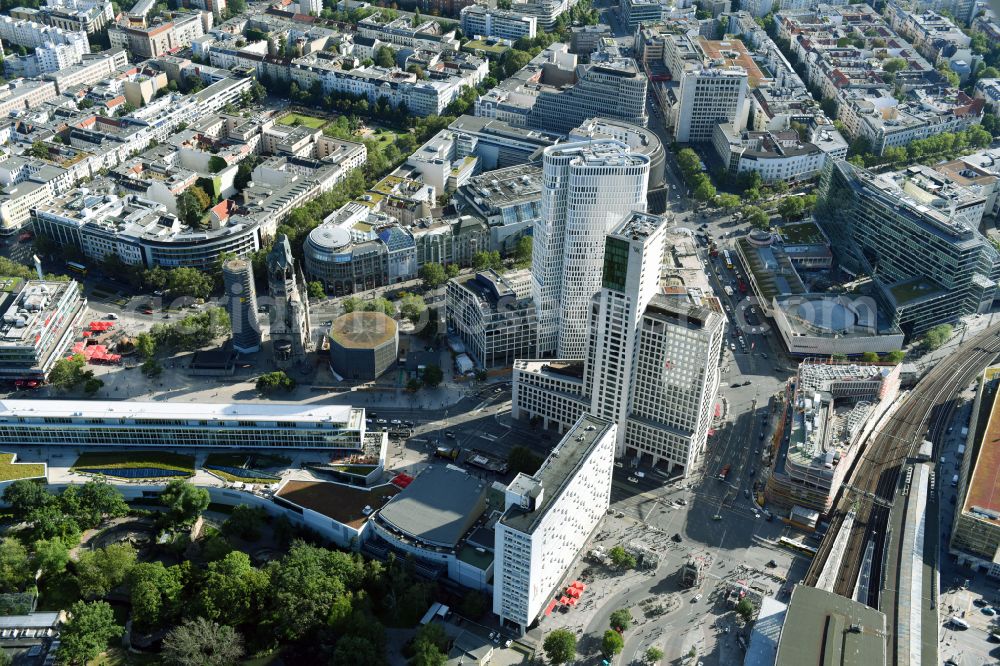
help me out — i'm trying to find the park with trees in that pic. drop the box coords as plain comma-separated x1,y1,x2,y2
0,477,452,664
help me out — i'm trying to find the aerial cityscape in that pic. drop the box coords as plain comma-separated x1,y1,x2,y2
0,0,994,662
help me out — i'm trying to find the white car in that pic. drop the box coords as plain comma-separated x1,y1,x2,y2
390,419,402,425
729,343,736,351
692,594,703,602
106,313,119,320
627,476,639,483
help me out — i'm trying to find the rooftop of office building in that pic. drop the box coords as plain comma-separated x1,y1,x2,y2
774,585,887,666
459,164,543,210
375,464,489,549
0,279,80,351
610,211,666,241
275,480,400,529
784,361,893,474
452,270,532,310
500,414,613,535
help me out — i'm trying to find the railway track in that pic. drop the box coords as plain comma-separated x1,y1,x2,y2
804,324,1000,600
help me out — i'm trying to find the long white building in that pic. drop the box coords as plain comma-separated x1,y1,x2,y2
0,401,383,457
493,414,615,634
532,140,649,357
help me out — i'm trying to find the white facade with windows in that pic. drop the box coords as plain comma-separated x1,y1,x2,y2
493,414,615,634
511,359,589,432
585,212,667,456
461,5,536,40
674,67,749,143
0,401,384,456
531,140,649,357
623,297,725,472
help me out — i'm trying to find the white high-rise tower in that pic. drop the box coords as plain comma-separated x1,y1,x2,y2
532,140,650,358
585,212,666,454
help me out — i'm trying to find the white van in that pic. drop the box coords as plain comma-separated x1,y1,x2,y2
949,616,969,629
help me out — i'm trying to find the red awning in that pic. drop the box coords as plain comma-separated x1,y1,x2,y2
544,600,557,616
559,596,569,605
566,588,580,597
567,597,578,606
392,473,414,488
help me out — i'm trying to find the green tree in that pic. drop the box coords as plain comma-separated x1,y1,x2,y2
27,504,80,542
445,263,460,278
62,479,128,529
75,543,136,598
507,446,542,475
333,635,383,666
161,618,244,666
166,266,213,299
646,646,664,663
176,190,203,226
160,480,210,527
3,480,53,520
922,323,953,351
195,551,269,627
207,156,227,173
608,545,636,569
860,351,880,363
883,57,906,73
83,377,103,395
256,370,296,394
883,350,906,363
602,629,624,657
777,195,805,221
222,505,266,541
28,140,50,160
419,262,447,288
0,538,31,592
514,235,532,267
399,293,427,324
59,601,122,666
743,206,770,231
542,630,576,665
407,378,423,392
48,354,93,390
423,364,443,387
33,538,69,577
134,332,155,360
266,542,363,641
307,281,325,299
609,607,633,632
375,45,396,67
409,622,448,666
342,296,362,313
693,176,716,202
716,193,741,211
736,597,754,621
127,561,184,629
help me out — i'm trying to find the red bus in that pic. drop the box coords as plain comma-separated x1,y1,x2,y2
717,464,730,481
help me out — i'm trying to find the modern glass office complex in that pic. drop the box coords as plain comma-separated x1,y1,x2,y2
0,400,375,451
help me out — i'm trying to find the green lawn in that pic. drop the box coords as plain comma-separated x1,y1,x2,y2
463,39,510,56
780,221,825,245
205,468,279,484
71,451,194,474
0,453,45,481
277,112,326,129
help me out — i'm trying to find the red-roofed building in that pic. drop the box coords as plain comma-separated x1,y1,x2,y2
952,365,1000,578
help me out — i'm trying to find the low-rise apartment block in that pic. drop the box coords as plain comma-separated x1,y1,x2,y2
461,5,537,41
